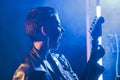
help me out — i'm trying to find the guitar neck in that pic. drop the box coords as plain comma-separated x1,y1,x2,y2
96,0,102,46
96,0,101,18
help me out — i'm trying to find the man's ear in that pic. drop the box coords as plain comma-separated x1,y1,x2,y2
41,26,47,36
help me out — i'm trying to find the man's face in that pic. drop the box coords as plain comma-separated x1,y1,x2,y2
46,14,64,50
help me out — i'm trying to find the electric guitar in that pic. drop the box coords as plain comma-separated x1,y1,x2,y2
87,16,105,80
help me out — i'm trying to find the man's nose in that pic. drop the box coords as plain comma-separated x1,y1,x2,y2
58,26,64,33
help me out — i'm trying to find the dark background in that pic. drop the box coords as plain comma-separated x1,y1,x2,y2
0,0,87,80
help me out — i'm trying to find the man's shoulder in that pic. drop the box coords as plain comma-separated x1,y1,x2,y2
17,63,30,71
13,63,30,79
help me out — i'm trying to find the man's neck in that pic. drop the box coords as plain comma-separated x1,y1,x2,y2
33,41,44,50
33,41,48,59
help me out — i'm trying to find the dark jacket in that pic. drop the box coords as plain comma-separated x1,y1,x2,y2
13,47,79,80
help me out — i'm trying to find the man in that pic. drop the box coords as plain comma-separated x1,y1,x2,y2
13,7,79,80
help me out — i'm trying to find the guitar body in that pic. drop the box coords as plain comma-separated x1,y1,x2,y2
87,63,104,80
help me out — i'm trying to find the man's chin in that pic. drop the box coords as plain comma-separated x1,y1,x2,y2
50,43,59,49
49,45,59,52
50,46,58,50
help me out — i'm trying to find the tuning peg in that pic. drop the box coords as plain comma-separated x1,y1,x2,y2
99,16,105,23
92,21,95,25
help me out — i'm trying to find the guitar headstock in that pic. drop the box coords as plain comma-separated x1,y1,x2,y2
90,16,104,40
